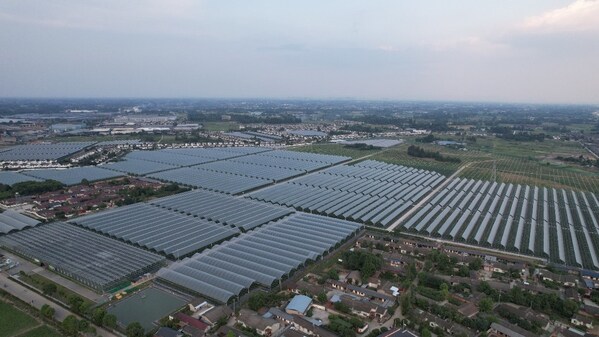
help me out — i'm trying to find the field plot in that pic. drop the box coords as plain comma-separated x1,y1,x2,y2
101,158,178,175
70,203,239,259
107,287,187,332
368,143,490,176
148,167,272,194
157,213,362,303
21,166,124,185
248,160,444,227
0,301,38,337
460,157,599,193
0,222,165,291
0,171,42,185
0,142,95,161
150,189,293,231
400,178,599,269
0,210,40,235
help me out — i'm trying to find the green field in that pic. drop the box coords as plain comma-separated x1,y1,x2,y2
289,136,599,192
0,301,39,337
16,326,63,337
289,143,384,159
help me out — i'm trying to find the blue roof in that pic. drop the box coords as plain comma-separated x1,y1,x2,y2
582,270,599,278
286,294,312,314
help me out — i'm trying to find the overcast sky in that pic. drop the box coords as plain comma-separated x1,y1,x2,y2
1,0,598,103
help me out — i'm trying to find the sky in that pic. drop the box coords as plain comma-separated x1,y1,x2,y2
1,0,598,104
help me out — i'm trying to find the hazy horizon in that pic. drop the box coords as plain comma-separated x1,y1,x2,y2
2,1,599,104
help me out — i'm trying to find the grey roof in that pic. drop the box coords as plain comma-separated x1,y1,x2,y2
101,158,178,175
21,166,123,185
0,210,40,234
0,142,95,161
247,160,443,227
0,171,42,185
286,295,312,313
156,213,362,303
0,222,165,290
148,167,272,194
342,139,402,148
70,203,239,259
398,177,599,270
150,189,293,231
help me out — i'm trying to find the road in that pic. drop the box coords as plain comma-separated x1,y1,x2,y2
1,273,119,337
385,161,474,232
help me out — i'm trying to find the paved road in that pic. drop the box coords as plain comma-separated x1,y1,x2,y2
1,273,119,337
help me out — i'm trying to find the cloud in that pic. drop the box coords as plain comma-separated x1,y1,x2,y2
521,0,599,33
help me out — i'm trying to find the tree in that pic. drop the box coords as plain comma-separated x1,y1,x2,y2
42,283,57,295
126,322,145,337
421,328,432,337
103,314,117,329
227,331,236,337
62,315,79,337
317,292,328,304
67,295,84,314
440,283,449,300
92,308,106,326
479,297,494,312
40,304,55,319
469,258,483,271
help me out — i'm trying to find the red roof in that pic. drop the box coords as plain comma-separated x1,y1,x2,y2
174,313,209,331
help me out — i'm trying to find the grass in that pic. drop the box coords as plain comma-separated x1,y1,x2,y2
16,325,63,337
289,143,384,159
202,121,239,131
19,273,94,308
0,301,39,337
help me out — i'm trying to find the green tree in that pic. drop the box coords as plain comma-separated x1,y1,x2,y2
440,283,449,300
92,308,106,326
40,304,55,319
421,328,432,337
469,258,483,271
479,297,494,312
126,322,145,337
42,283,57,295
62,315,79,337
67,295,84,314
103,314,117,329
317,292,328,303
227,331,236,337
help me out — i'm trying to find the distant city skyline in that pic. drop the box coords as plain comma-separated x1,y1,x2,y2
1,0,599,104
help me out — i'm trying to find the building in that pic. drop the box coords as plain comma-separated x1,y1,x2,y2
174,313,209,336
200,305,233,326
487,321,538,337
571,314,594,330
154,327,182,337
237,309,280,336
285,295,312,315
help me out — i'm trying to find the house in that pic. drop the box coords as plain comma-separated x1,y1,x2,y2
571,313,594,330
328,280,396,303
201,305,233,326
539,270,578,287
484,261,509,274
339,295,387,320
154,327,182,337
345,270,361,284
487,321,538,337
291,315,337,337
457,302,479,318
495,303,550,331
237,309,280,336
174,313,209,336
285,295,312,315
188,298,209,313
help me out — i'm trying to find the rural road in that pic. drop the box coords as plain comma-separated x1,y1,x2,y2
1,273,119,337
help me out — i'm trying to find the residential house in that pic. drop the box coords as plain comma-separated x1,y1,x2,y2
571,313,594,330
237,309,280,336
